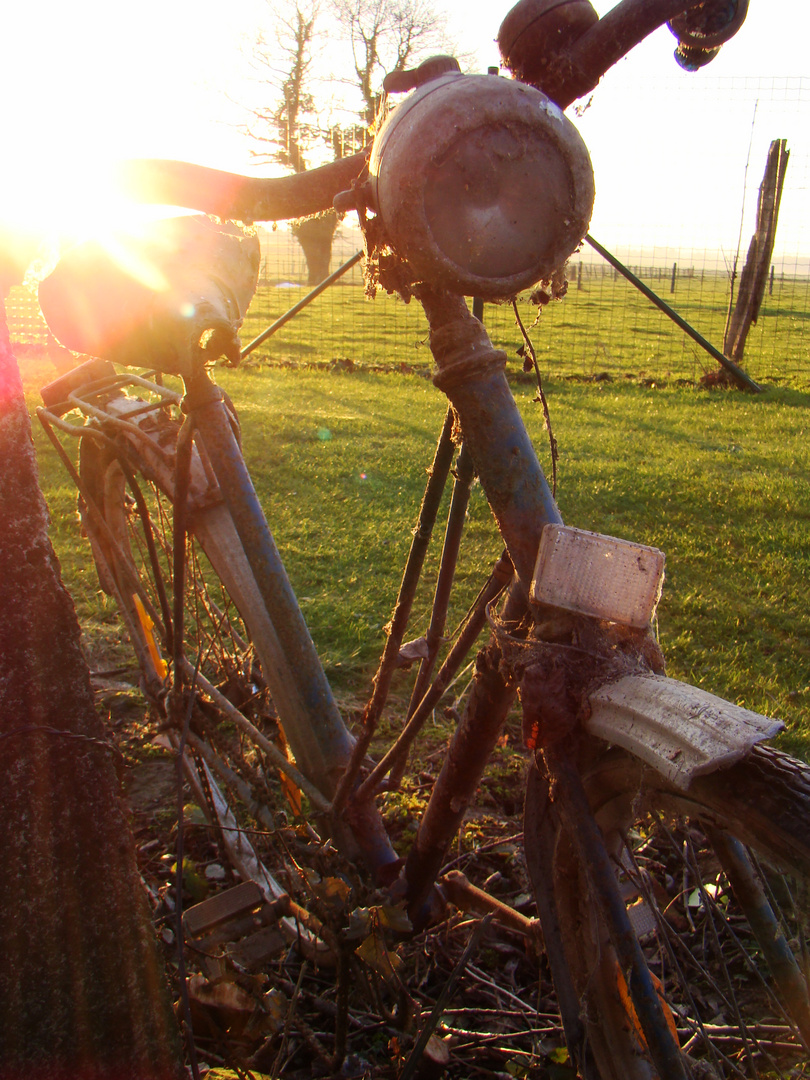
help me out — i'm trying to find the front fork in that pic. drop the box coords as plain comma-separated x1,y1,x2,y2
402,291,688,1078
403,289,562,913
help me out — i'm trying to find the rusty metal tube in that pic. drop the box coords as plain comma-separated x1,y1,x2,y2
187,383,355,790
422,289,562,590
404,587,525,918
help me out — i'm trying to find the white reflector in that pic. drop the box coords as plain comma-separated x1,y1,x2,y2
530,525,665,628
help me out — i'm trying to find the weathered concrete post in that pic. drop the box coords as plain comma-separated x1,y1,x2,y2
0,254,181,1079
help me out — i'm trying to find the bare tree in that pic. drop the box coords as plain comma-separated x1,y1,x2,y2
247,0,454,155
245,2,324,173
332,0,455,122
244,2,343,285
243,0,454,286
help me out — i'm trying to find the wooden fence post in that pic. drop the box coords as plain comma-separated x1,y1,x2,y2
723,139,789,364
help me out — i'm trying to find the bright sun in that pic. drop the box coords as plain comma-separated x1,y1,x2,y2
3,158,152,244
1,0,260,254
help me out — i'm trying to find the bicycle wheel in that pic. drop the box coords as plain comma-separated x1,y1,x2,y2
78,424,296,812
525,742,810,1079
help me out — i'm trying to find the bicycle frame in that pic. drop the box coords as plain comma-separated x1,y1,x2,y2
37,293,569,885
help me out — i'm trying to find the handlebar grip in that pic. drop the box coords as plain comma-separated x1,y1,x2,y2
116,153,368,223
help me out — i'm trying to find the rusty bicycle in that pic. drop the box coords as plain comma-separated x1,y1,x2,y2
36,1,810,1076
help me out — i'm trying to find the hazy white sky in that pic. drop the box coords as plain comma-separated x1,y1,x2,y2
1,0,807,255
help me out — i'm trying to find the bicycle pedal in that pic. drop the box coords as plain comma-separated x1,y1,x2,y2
183,880,264,937
184,881,287,978
627,897,657,940
618,856,657,939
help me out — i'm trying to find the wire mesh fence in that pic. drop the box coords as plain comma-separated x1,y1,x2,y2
6,286,50,346
8,76,808,386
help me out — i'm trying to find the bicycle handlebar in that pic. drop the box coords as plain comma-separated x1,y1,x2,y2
116,152,368,224
501,0,749,106
547,0,704,105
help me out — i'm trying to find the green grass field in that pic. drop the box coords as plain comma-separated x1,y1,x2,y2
239,268,810,387
9,256,809,386
21,342,810,758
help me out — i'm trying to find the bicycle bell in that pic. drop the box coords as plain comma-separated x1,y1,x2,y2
338,56,594,300
497,0,599,95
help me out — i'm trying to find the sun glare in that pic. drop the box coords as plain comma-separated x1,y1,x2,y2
0,127,200,302
2,0,252,279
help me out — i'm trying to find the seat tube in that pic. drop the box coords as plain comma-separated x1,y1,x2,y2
178,374,401,878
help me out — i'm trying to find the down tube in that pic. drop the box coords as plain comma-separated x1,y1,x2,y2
187,386,354,786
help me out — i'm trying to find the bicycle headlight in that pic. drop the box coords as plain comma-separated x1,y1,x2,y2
365,68,594,299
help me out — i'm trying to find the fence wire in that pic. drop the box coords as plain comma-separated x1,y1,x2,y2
9,76,808,386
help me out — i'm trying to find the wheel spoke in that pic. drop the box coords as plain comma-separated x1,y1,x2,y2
525,748,810,1079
